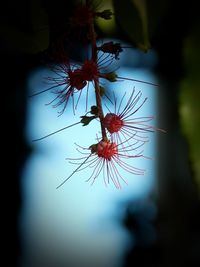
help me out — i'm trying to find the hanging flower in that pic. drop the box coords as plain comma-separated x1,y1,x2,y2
102,88,165,145
57,138,146,190
45,59,102,114
30,62,88,115
30,53,115,115
70,2,94,28
67,1,113,45
30,0,166,192
81,60,100,81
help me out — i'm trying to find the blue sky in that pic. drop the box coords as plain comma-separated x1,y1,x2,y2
20,46,158,267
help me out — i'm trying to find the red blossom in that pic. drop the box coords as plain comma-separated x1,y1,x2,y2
102,89,165,145
66,1,97,44
96,140,118,160
30,0,165,191
30,62,90,115
81,60,99,81
103,113,123,133
57,139,146,189
45,64,88,114
71,4,94,27
68,69,87,90
30,54,115,114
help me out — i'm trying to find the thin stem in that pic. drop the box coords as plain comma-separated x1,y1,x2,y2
117,76,159,87
32,121,81,141
56,154,92,189
89,20,107,140
94,80,107,139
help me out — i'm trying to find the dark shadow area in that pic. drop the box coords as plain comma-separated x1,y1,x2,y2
122,1,200,266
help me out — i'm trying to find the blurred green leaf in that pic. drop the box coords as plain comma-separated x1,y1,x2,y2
113,0,166,52
179,31,200,193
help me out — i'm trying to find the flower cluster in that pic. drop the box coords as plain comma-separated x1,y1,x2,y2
32,0,164,189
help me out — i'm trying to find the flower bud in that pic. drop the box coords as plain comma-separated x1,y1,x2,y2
98,42,123,59
96,9,113,20
99,86,106,96
89,144,98,154
90,106,99,115
104,72,118,82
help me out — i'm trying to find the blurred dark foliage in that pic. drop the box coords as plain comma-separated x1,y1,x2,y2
1,0,200,266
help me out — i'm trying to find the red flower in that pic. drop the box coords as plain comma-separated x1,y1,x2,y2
102,88,164,145
57,139,146,189
81,60,100,81
30,55,113,115
30,62,91,115
70,3,94,27
46,60,101,114
67,0,101,44
49,63,88,114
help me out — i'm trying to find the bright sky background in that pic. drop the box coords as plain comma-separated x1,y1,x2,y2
20,44,158,267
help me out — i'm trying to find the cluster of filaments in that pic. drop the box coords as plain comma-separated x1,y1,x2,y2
32,0,162,189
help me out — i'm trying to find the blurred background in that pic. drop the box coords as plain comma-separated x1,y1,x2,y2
1,0,200,266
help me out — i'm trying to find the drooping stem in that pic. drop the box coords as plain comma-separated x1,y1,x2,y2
32,121,81,142
56,154,92,189
89,20,107,140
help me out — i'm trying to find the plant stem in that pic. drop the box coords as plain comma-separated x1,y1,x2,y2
89,21,107,140
32,121,81,141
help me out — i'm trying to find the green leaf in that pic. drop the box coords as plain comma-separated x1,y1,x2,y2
179,31,200,193
80,116,96,126
112,0,166,52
